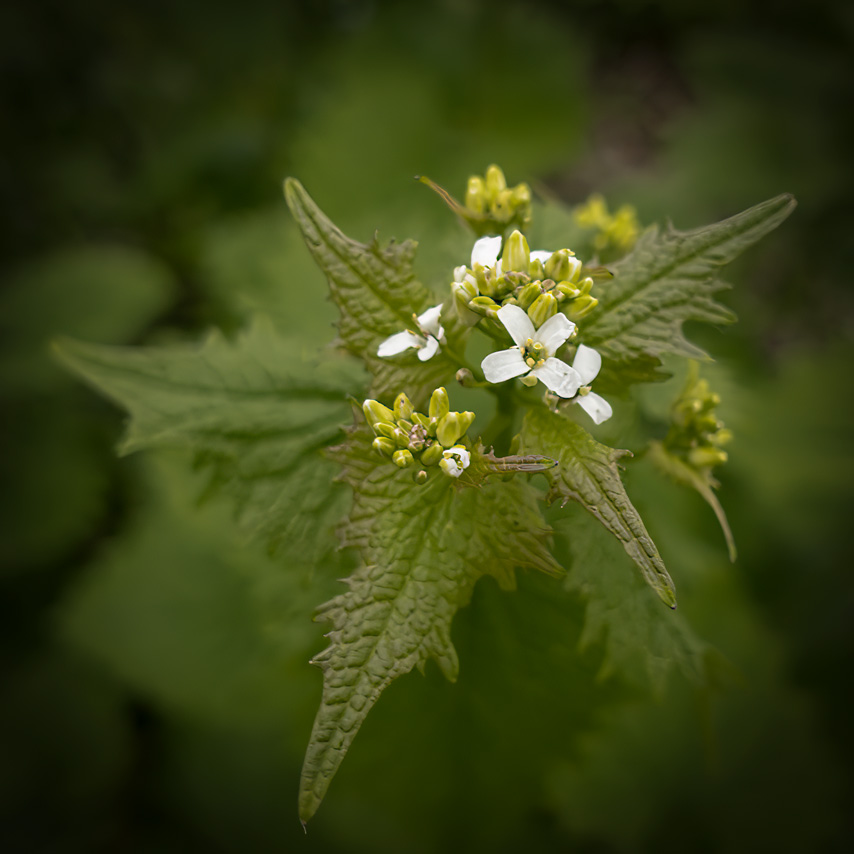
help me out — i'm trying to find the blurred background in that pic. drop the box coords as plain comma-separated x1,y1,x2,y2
2,0,853,851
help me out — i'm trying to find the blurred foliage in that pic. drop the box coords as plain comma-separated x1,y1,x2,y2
1,0,852,850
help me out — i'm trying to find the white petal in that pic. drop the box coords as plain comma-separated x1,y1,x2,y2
530,250,553,265
471,235,502,268
453,265,467,282
496,304,535,348
535,312,575,356
532,358,582,398
578,391,613,424
443,445,470,470
377,330,421,357
417,304,442,336
572,344,602,385
481,347,529,383
417,335,440,361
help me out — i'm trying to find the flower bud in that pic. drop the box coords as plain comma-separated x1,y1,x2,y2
545,249,582,283
527,292,559,327
485,164,507,197
501,230,530,273
455,368,476,387
436,410,475,447
394,392,413,422
578,276,594,296
454,278,478,303
565,295,599,321
527,258,546,280
414,469,428,485
411,411,430,429
372,436,395,457
516,282,542,309
511,182,531,207
556,282,581,300
363,399,395,428
465,176,486,213
392,449,414,468
469,295,499,316
429,387,450,420
689,447,728,469
420,443,443,466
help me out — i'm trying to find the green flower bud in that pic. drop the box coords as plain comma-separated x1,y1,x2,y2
565,294,598,321
411,411,430,429
436,410,475,447
527,292,559,327
516,282,542,309
556,282,581,300
545,249,582,283
454,278,478,303
455,368,476,387
394,393,413,422
363,399,395,428
527,258,546,280
429,387,450,420
492,188,514,219
502,230,530,273
373,421,398,440
485,164,507,197
520,374,538,387
578,276,594,296
372,436,395,457
469,295,499,316
689,446,728,468
420,443,444,466
465,175,486,213
511,182,531,207
473,264,498,298
392,449,414,468
414,469,428,485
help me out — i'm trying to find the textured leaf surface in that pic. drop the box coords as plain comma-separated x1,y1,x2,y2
54,319,363,564
299,426,561,822
581,194,796,364
284,178,459,403
519,406,676,608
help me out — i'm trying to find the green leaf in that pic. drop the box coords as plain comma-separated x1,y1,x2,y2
54,318,363,565
581,194,796,366
298,425,561,823
518,406,676,609
284,178,460,404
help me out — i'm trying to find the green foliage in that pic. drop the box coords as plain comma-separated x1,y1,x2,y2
519,406,676,608
299,422,560,822
54,320,363,564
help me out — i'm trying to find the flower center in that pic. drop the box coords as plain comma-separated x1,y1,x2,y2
522,337,546,369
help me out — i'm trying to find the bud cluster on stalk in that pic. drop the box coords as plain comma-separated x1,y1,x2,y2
574,193,640,257
362,388,475,480
452,228,599,328
663,366,732,471
464,164,532,235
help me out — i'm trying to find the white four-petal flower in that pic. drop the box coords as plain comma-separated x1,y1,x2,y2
439,445,470,478
481,304,581,398
377,305,444,362
570,344,613,424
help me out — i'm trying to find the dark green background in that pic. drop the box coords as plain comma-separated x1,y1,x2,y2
2,0,853,851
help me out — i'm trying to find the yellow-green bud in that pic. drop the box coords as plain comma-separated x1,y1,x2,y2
556,282,581,300
502,230,530,273
473,264,498,298
429,387,450,420
511,182,531,206
373,421,398,440
516,282,542,310
492,188,513,219
411,411,430,429
420,443,443,466
520,374,538,387
436,410,475,447
469,295,499,316
465,175,486,213
394,392,413,422
392,449,414,468
689,447,728,468
715,428,733,446
578,276,594,296
528,258,546,280
485,164,507,197
454,278,478,303
372,436,395,457
414,469,428,485
527,292,559,327
565,294,598,321
456,368,476,387
363,399,395,427
545,249,582,283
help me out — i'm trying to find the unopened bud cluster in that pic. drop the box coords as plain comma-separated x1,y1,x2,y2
453,228,598,325
464,165,532,235
574,193,639,257
664,366,732,470
363,388,475,480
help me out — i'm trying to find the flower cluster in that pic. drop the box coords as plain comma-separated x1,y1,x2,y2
663,364,732,470
363,388,475,480
574,193,640,258
376,305,445,361
463,164,532,235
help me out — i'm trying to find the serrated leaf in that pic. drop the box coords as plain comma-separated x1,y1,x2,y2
518,406,676,608
284,178,459,403
581,194,796,365
54,319,363,565
298,425,561,823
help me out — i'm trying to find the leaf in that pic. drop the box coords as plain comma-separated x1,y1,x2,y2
648,440,737,562
54,318,363,565
298,425,561,823
581,194,796,365
284,178,460,404
518,406,676,609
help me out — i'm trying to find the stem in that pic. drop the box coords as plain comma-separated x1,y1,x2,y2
480,386,518,455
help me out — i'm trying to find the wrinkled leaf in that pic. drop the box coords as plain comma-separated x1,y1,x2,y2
299,424,561,822
518,406,676,608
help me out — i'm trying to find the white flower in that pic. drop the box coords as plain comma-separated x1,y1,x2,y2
470,235,503,270
569,344,613,424
439,445,470,478
481,304,581,397
377,305,444,362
